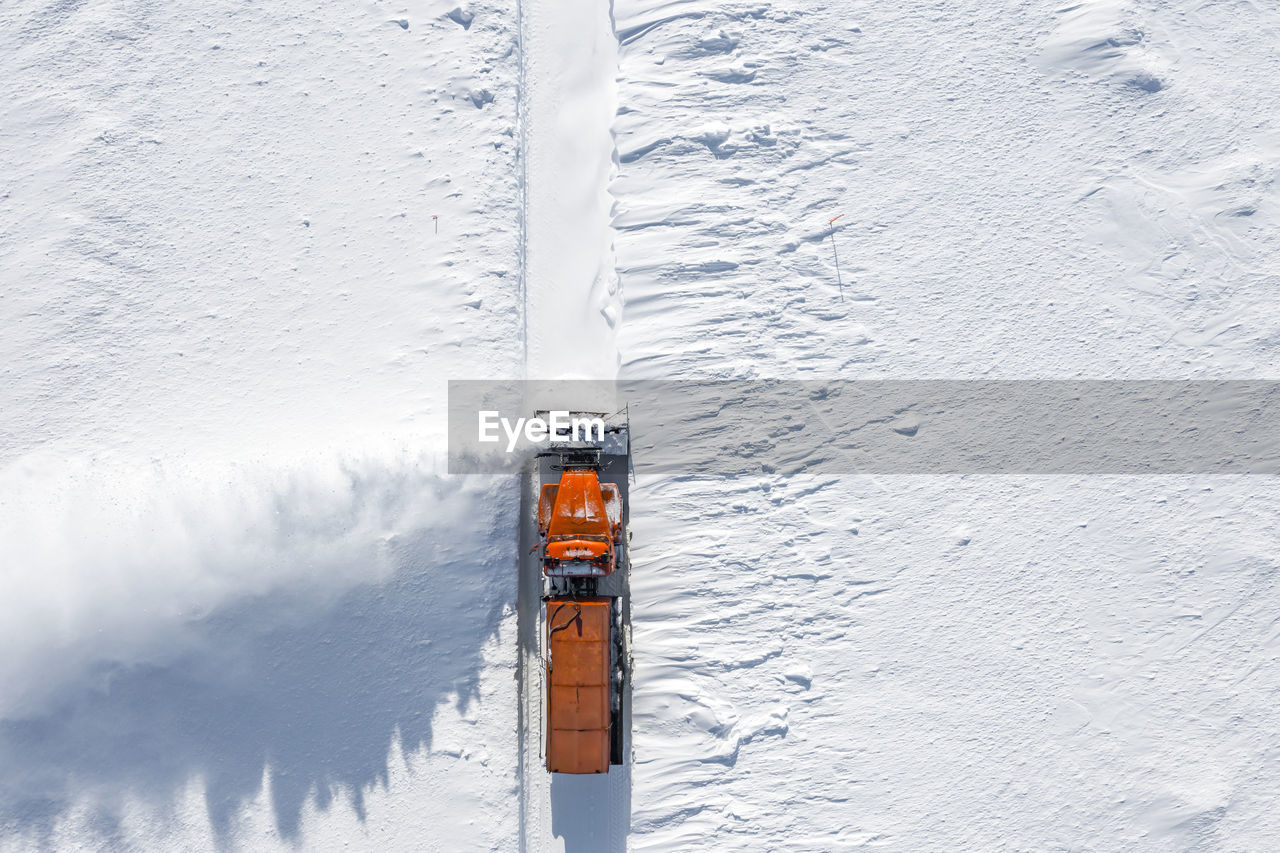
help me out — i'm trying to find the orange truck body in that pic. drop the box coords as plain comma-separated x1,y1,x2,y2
544,597,612,774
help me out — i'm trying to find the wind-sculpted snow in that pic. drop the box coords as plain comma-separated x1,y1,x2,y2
0,453,472,719
608,0,1280,849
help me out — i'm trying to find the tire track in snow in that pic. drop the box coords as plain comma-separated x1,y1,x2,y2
520,0,622,380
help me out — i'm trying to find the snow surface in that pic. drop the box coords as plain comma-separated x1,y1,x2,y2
3,0,526,848
3,0,1280,849
522,0,620,378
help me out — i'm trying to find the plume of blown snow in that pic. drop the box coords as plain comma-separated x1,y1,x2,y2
0,450,501,719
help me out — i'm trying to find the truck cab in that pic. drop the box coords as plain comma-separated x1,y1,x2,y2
537,467,622,577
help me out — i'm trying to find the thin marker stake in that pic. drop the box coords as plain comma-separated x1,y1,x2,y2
828,213,845,302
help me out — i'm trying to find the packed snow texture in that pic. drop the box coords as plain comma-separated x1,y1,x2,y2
3,0,1280,850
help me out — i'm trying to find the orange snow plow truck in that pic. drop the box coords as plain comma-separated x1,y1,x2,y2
536,419,631,774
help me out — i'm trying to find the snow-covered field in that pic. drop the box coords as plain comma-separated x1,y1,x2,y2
3,0,526,848
3,0,1279,849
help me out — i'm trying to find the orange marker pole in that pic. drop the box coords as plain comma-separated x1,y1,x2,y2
828,214,845,302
